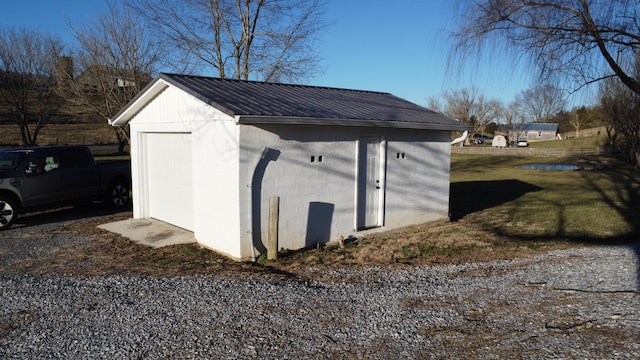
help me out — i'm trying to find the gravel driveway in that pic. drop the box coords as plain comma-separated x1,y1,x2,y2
1,212,639,359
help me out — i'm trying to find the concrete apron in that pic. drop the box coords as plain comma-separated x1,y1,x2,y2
98,218,196,248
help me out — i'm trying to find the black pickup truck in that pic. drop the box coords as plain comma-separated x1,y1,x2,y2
0,145,131,230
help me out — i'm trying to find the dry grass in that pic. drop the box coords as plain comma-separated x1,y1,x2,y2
0,122,118,147
0,210,578,279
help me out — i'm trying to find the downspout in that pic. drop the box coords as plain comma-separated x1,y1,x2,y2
247,146,269,262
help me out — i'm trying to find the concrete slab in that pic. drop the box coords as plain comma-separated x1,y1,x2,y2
98,218,196,248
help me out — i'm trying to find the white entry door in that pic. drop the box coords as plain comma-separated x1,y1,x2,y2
357,137,383,230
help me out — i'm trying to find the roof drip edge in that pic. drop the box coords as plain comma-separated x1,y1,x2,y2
236,115,470,131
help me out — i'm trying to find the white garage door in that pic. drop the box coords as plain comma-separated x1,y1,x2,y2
145,132,194,231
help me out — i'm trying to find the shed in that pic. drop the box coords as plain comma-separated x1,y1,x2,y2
492,135,507,148
110,74,468,260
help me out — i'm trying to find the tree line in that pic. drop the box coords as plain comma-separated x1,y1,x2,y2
441,0,640,167
0,0,326,150
1,0,639,168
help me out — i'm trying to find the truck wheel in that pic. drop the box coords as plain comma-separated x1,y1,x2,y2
0,197,17,230
109,181,130,207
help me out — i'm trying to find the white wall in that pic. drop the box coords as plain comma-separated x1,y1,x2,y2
384,132,452,227
128,86,243,258
238,125,452,258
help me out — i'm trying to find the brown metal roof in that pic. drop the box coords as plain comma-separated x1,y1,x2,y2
114,73,467,131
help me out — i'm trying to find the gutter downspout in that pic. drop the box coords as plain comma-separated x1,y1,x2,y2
247,146,269,262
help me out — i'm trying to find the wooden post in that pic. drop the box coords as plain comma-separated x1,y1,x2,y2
268,196,279,260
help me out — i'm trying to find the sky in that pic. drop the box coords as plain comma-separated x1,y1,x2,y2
1,0,549,107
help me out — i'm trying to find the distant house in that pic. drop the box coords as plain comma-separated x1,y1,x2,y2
508,123,559,142
110,74,469,260
76,64,151,91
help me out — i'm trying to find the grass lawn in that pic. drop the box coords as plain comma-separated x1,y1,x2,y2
450,154,639,241
527,135,604,149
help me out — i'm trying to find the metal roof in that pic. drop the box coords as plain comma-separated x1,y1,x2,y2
508,123,559,132
111,73,468,131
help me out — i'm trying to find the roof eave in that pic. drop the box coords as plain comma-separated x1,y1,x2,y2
236,115,471,131
109,77,171,126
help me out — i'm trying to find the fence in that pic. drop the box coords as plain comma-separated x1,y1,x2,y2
451,146,604,157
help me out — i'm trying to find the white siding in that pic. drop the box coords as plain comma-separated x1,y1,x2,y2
128,86,243,258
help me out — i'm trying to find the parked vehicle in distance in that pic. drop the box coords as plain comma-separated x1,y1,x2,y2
517,140,529,147
0,145,131,230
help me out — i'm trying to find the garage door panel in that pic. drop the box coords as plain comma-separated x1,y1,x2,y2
145,133,194,231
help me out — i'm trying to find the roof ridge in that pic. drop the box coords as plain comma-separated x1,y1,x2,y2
159,73,391,95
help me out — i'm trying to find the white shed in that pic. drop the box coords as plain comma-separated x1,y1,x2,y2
492,135,507,148
110,74,468,260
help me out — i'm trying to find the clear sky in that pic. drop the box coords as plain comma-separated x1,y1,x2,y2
1,0,546,107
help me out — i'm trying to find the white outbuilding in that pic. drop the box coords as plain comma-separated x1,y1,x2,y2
110,74,468,260
492,135,507,148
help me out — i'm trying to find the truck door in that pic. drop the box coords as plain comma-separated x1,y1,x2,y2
21,152,66,207
56,148,100,200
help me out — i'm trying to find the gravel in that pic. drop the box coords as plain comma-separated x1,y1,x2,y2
1,216,639,359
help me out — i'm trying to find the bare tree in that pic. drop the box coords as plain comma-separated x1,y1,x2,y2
599,61,640,167
426,95,443,114
502,100,522,130
450,0,640,96
130,0,327,83
69,1,159,152
515,84,567,123
434,87,501,143
0,28,65,146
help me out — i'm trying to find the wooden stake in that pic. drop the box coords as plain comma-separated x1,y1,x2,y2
268,196,279,260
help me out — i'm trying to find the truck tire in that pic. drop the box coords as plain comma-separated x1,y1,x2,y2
0,196,17,230
108,181,130,207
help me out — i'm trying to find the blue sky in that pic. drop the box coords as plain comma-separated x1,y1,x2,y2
2,0,539,107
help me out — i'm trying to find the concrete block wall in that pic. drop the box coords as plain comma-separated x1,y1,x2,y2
384,132,451,227
238,124,452,258
239,125,358,255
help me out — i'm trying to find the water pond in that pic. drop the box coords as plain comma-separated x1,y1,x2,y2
515,163,581,171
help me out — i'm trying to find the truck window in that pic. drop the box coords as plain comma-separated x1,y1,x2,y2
26,155,59,175
58,149,92,168
0,151,27,170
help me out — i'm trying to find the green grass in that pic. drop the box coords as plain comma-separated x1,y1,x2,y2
450,154,640,242
527,135,603,148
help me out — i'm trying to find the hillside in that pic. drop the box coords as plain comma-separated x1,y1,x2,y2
0,122,119,147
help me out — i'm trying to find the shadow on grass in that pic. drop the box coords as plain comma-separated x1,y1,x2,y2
451,164,640,290
449,179,543,221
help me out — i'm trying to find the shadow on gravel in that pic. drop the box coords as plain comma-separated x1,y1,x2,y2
449,179,543,221
10,203,132,229
580,164,640,290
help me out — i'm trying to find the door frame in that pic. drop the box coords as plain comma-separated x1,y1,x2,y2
355,136,386,230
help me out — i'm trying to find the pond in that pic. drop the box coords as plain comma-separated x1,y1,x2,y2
515,163,581,171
